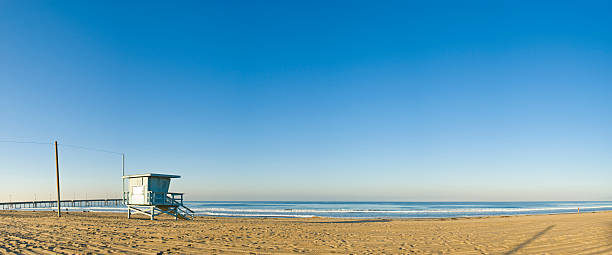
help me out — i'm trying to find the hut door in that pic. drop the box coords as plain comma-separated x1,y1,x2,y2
131,186,145,204
130,178,146,204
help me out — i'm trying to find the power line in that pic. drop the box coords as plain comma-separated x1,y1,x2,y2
0,139,124,155
0,140,52,145
58,143,124,155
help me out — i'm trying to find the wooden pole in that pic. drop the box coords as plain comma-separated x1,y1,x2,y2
122,153,125,203
54,141,61,217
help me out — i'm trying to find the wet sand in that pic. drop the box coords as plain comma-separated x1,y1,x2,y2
0,210,611,254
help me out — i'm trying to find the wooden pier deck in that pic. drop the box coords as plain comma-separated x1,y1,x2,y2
0,199,123,210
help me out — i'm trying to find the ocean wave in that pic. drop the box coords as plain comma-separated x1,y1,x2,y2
191,205,612,214
12,202,612,218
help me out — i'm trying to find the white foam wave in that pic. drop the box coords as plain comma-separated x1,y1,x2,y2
200,212,314,218
191,205,612,214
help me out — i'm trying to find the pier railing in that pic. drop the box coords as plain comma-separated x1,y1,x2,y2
0,199,123,210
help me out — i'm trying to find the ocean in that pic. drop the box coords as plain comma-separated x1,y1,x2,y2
24,201,612,218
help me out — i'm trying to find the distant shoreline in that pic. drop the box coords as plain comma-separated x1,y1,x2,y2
7,207,611,220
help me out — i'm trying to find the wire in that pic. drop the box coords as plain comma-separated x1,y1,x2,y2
0,139,123,155
0,139,124,155
58,143,124,155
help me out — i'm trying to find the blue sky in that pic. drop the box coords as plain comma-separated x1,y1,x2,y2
1,1,611,201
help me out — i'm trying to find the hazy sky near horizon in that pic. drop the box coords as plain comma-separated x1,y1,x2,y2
1,1,611,201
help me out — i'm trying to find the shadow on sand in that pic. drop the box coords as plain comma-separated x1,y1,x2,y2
589,222,612,255
504,225,555,255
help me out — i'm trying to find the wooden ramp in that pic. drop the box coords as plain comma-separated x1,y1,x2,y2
158,204,194,220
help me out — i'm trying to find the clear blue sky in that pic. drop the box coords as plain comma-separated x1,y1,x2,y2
1,1,611,201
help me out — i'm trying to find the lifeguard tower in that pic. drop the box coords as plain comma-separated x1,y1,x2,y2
122,173,194,220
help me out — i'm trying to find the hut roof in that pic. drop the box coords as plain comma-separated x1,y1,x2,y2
122,173,181,179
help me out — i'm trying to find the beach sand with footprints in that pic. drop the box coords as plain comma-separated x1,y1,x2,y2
0,210,611,254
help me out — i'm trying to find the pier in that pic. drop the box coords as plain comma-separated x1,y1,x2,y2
0,199,123,210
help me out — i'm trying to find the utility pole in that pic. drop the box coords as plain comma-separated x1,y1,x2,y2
54,141,61,217
122,153,125,203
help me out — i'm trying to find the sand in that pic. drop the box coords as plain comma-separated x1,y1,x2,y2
0,211,611,254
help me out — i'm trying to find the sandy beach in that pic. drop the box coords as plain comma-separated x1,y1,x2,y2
0,211,611,254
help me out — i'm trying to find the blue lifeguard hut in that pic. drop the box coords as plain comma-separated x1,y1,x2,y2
122,173,193,220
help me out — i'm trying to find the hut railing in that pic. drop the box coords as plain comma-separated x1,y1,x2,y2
123,191,194,219
124,191,185,206
149,192,184,206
